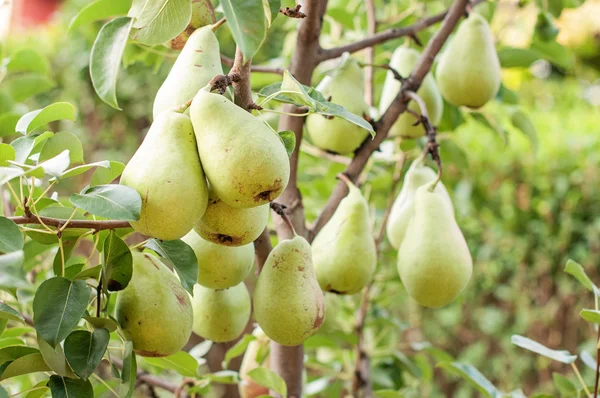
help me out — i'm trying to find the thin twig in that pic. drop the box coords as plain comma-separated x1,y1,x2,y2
364,0,377,106
9,215,130,231
571,362,592,398
270,202,296,236
96,277,102,318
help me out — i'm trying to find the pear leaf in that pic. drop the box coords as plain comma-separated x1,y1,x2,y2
511,335,577,364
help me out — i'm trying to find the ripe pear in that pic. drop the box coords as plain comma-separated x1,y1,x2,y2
436,13,501,108
190,90,290,208
305,56,369,155
386,158,452,250
182,229,254,289
191,283,251,343
239,327,270,398
120,111,208,240
153,24,223,118
254,235,325,346
166,0,216,50
115,252,193,357
397,182,472,308
195,188,269,246
379,48,443,138
312,177,376,295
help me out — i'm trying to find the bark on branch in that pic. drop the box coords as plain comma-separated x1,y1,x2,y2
9,215,130,231
221,54,285,75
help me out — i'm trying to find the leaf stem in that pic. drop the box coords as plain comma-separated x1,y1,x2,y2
91,373,120,397
9,386,48,398
32,180,57,206
58,237,65,277
571,362,592,398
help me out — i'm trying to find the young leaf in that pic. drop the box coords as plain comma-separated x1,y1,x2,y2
0,353,51,380
90,17,134,109
580,309,600,324
144,351,199,377
15,103,76,135
32,277,90,347
64,328,110,380
47,375,94,398
38,132,84,164
60,160,111,180
30,150,71,179
564,259,599,295
70,184,142,221
278,130,296,157
0,217,23,253
102,231,133,291
120,341,137,398
221,0,267,61
145,239,198,295
511,335,577,364
437,362,500,398
222,334,256,369
0,302,24,323
69,0,132,32
133,0,192,46
37,334,76,378
248,368,287,396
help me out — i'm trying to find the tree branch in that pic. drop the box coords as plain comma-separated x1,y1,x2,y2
9,215,130,231
230,47,258,110
221,54,285,75
364,0,377,106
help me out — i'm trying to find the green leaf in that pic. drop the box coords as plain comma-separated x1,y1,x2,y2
0,251,24,270
222,334,256,369
394,352,422,378
0,217,23,253
70,184,142,221
69,0,133,32
11,135,35,161
511,335,577,364
207,369,239,384
37,334,76,378
90,161,125,186
0,319,6,336
64,328,110,379
30,150,72,179
497,47,541,68
437,362,500,397
90,17,134,109
0,113,21,137
580,309,600,324
7,49,49,75
103,231,133,291
248,368,287,396
221,0,267,62
120,341,137,398
144,351,199,377
5,74,54,102
16,103,77,135
0,168,25,186
530,38,574,70
133,0,192,46
564,259,599,294
552,372,577,395
73,265,103,281
0,353,51,380
374,390,404,398
0,302,23,323
83,316,119,332
60,160,111,180
25,381,49,398
33,277,90,347
48,375,94,398
510,109,538,152
0,346,38,364
470,111,507,144
39,132,84,164
145,239,198,295
278,130,296,158
265,0,280,26
0,144,15,167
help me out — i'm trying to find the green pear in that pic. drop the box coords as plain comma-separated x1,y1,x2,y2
397,182,472,308
436,13,501,108
305,56,369,155
182,229,254,289
165,0,216,50
191,283,251,343
254,235,325,346
312,177,376,295
379,48,443,138
153,25,223,118
195,188,269,246
120,111,208,240
115,252,193,357
386,158,452,250
239,327,270,398
190,90,290,208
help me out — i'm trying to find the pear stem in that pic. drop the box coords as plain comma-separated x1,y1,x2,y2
270,202,297,236
336,172,355,190
172,98,193,113
211,17,227,32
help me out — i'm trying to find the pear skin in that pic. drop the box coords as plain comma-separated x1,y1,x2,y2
195,189,269,246
312,178,376,295
190,91,290,208
305,56,369,155
166,0,216,50
379,48,443,138
182,229,254,289
239,327,270,398
154,25,223,118
191,283,251,343
436,13,501,108
254,235,325,346
115,252,193,357
386,159,452,250
397,182,472,308
120,111,208,240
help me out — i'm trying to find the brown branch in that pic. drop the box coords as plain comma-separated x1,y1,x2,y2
253,227,273,273
9,215,130,231
230,47,257,110
270,202,296,236
220,54,285,75
280,4,307,19
310,0,469,239
364,0,377,106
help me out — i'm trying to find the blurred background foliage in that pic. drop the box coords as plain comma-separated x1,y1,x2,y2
1,0,600,396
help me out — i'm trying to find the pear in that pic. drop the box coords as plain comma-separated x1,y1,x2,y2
115,252,193,357
305,56,369,155
312,177,376,295
191,283,251,343
386,158,452,250
153,24,223,118
379,48,443,139
239,327,270,398
254,235,325,346
182,229,254,289
397,182,472,308
195,188,269,246
120,111,208,240
190,90,290,208
436,13,501,108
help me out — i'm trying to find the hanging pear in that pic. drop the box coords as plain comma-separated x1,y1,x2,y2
436,13,501,108
153,24,223,118
397,182,472,308
195,188,269,246
312,176,376,295
379,47,444,138
190,90,290,208
386,158,452,250
191,283,251,343
182,229,254,289
305,56,370,155
254,235,325,346
115,252,193,357
239,327,270,398
120,111,208,240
